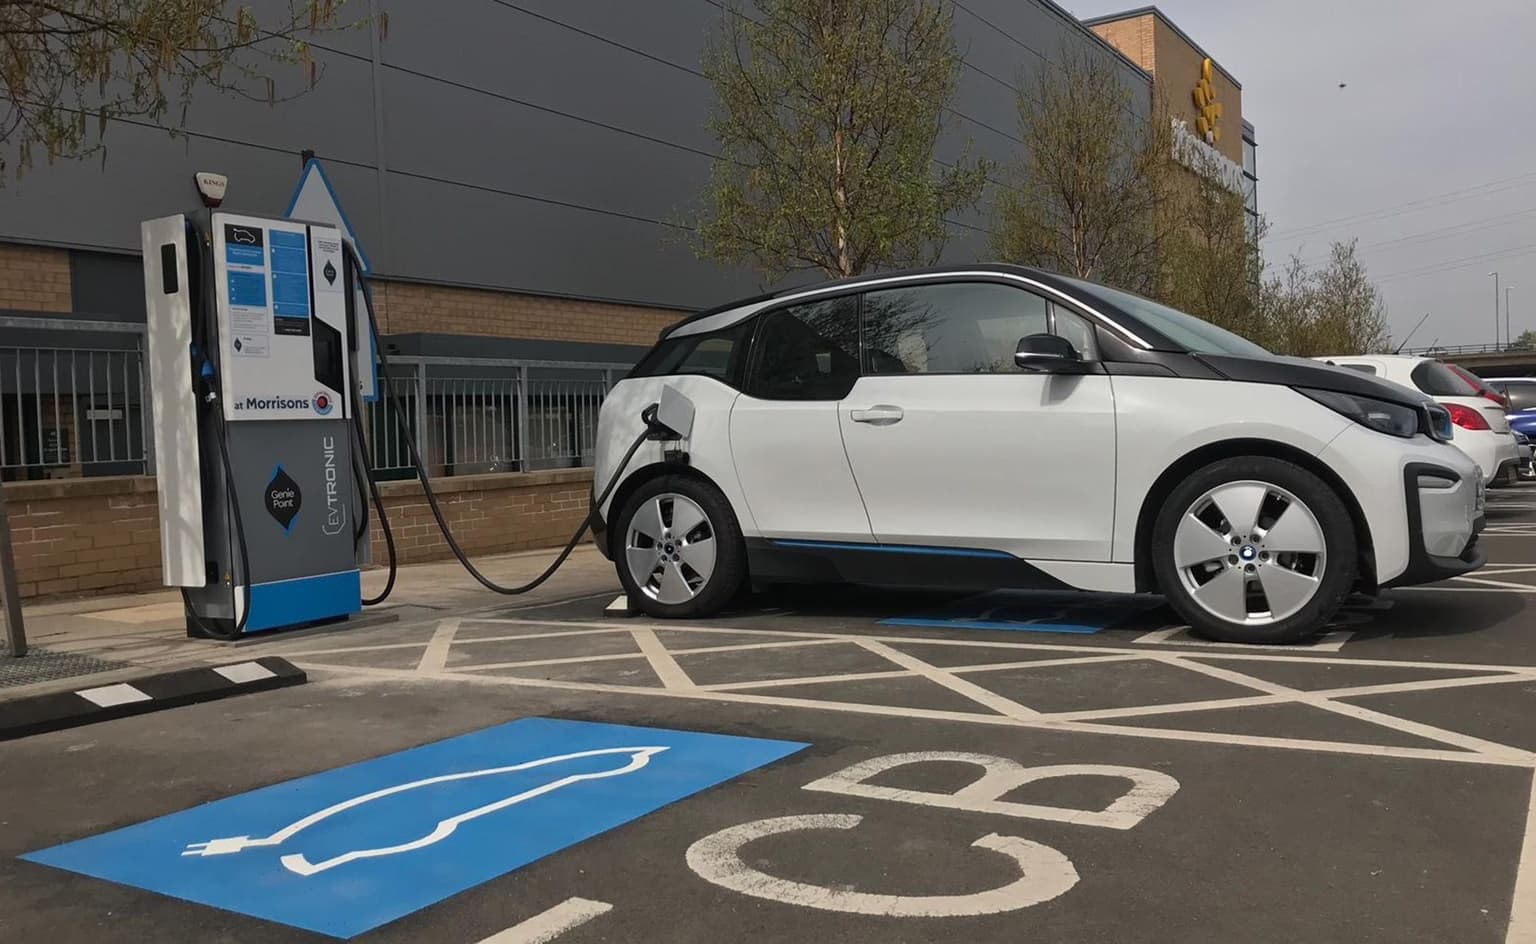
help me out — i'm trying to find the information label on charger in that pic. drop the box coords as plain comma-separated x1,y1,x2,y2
211,213,350,422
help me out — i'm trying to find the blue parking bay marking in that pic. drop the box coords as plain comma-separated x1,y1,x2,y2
22,718,807,939
882,590,1166,634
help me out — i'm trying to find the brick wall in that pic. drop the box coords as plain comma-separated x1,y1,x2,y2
0,243,72,312
4,477,163,598
2,469,597,600
373,279,680,346
367,469,593,564
1089,14,1155,73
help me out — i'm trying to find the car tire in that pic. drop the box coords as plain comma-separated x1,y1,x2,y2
614,474,746,619
1151,456,1356,644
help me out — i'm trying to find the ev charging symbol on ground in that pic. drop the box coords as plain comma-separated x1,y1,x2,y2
21,718,806,939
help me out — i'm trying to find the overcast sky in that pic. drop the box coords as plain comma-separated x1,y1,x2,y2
1070,0,1536,349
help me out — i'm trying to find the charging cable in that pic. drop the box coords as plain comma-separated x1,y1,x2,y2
180,217,252,640
343,243,658,601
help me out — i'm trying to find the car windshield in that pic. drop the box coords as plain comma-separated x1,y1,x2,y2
1062,277,1271,357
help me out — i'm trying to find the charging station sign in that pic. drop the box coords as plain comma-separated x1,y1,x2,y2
212,212,350,422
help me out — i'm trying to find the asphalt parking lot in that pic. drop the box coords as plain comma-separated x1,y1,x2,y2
3,486,1535,943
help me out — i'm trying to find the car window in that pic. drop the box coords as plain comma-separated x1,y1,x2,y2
630,319,752,385
1410,360,1479,397
1060,276,1270,357
1052,307,1099,360
747,296,860,400
862,282,1051,374
1506,381,1536,412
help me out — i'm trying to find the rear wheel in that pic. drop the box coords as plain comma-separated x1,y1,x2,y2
615,475,746,619
1152,457,1356,644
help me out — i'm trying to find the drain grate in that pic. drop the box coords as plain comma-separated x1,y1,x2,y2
0,646,127,689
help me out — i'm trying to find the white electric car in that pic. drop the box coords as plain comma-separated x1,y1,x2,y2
592,267,1485,644
1314,354,1521,487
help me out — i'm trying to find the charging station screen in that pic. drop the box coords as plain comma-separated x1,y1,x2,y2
269,230,312,337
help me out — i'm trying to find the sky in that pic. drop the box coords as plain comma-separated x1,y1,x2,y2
1070,0,1536,350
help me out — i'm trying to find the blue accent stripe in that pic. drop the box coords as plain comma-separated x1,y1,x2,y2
882,617,1103,634
771,539,1014,560
245,570,361,633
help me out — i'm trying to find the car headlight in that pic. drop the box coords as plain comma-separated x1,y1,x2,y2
1296,387,1426,439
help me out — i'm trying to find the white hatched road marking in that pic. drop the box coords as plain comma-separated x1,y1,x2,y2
289,612,1536,941
417,618,460,674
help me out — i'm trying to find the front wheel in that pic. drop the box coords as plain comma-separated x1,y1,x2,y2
614,475,746,619
1151,457,1356,644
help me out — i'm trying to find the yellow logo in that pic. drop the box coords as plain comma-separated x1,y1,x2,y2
1191,57,1222,144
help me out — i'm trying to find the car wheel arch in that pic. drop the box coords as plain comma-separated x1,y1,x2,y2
1132,438,1375,595
605,461,727,557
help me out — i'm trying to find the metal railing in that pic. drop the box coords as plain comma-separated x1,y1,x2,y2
1,317,628,482
0,317,150,481
1405,342,1535,357
366,357,623,477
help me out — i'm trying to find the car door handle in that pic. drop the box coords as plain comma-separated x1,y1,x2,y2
850,405,904,425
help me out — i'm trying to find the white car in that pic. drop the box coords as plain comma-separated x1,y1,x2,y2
592,267,1485,644
1314,354,1521,488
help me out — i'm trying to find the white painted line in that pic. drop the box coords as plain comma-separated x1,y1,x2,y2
951,653,1149,675
417,618,460,674
213,662,276,684
1510,774,1536,944
75,683,152,708
1450,575,1536,592
476,897,613,944
448,637,846,675
1395,585,1536,594
478,617,1536,675
854,639,1041,719
701,669,913,692
631,627,694,690
1134,627,1355,652
290,661,1535,768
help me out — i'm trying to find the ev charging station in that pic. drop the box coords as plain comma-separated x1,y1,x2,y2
142,193,366,637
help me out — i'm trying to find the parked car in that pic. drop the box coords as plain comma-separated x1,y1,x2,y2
1515,431,1535,480
1481,377,1536,442
1314,354,1522,487
1447,363,1511,410
592,266,1484,644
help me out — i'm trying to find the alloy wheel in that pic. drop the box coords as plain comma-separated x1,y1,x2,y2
625,493,717,605
1172,480,1327,626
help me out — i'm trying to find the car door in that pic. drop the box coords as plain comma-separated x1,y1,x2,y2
838,279,1117,561
727,294,876,543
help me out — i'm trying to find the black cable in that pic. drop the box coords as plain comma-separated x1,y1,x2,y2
344,242,653,597
351,384,397,606
180,216,252,641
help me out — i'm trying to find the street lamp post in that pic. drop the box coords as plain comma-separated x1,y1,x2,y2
1489,271,1500,347
1506,286,1513,350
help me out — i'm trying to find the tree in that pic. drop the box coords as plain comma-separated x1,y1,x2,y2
1511,329,1536,351
0,1,365,181
992,45,1174,297
698,0,988,280
1159,144,1264,340
1255,241,1390,357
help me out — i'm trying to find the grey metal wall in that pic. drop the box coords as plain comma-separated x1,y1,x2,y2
0,0,1149,314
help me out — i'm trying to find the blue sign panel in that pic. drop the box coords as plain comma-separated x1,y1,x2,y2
23,718,807,939
226,270,267,309
883,590,1165,634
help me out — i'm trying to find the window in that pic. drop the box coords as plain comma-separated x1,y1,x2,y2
747,296,860,400
1062,277,1271,357
1410,360,1479,397
1504,381,1536,412
862,282,1051,375
1052,308,1099,361
629,319,752,386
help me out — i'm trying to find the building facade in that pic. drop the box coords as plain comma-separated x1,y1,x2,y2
0,1,1249,487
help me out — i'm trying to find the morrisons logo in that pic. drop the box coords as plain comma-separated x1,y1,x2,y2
242,395,312,411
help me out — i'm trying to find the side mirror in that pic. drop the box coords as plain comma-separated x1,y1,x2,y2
1014,333,1084,372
